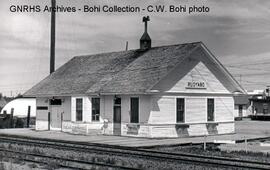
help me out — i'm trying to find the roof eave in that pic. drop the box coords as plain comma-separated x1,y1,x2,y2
23,93,99,98
199,42,247,94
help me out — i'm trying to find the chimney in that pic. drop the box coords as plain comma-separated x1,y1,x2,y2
50,0,56,74
140,16,151,50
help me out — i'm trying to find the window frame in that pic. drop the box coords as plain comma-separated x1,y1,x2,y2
207,98,215,122
176,98,185,123
92,97,100,122
130,97,139,123
76,98,83,122
50,99,62,105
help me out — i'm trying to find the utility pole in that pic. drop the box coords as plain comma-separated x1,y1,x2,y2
125,41,128,51
267,86,270,98
50,0,56,74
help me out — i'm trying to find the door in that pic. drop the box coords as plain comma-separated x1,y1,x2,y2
239,105,243,117
113,97,121,135
51,106,61,129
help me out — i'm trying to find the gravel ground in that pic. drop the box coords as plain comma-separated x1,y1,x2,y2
0,156,71,170
153,143,270,163
0,142,234,170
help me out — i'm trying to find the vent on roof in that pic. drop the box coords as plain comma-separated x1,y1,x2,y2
140,16,151,50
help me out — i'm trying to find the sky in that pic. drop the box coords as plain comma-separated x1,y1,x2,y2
1,0,270,96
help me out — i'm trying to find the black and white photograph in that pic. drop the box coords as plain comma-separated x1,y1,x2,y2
0,0,270,169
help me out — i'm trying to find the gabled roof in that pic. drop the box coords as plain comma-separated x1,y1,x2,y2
24,42,245,97
140,32,151,41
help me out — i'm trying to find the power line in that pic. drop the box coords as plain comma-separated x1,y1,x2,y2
225,61,270,67
241,80,269,86
226,65,270,72
232,73,270,76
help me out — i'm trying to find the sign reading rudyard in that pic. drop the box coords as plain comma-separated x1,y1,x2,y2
186,81,206,89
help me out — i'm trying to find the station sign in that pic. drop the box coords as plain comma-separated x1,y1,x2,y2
186,81,206,89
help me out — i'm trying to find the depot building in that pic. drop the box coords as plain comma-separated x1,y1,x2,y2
24,17,245,138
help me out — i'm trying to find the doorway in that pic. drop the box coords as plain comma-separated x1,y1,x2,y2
113,97,121,135
50,99,62,130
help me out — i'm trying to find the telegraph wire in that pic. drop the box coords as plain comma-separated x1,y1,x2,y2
225,61,270,67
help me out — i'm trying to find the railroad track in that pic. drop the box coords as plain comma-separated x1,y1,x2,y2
0,134,269,169
0,147,138,170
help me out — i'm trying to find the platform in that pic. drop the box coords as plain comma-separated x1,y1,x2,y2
0,121,269,148
250,115,270,121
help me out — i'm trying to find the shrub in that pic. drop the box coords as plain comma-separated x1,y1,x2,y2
28,163,38,169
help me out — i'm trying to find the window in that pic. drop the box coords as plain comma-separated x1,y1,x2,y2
37,106,48,110
50,99,62,105
76,98,83,121
130,97,139,123
207,98,214,121
263,103,268,114
92,98,100,121
114,97,121,106
238,105,243,116
176,98,185,123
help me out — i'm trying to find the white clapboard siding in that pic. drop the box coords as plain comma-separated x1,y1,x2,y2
71,97,76,122
103,95,114,122
169,62,229,93
83,97,91,122
36,98,49,121
99,96,105,121
36,97,71,130
116,95,151,124
139,95,151,123
217,122,234,134
71,96,107,123
186,97,207,123
149,96,176,124
150,125,177,138
62,97,71,121
36,96,71,121
152,59,230,94
121,95,130,123
36,120,48,130
188,124,208,136
36,97,49,131
215,97,234,122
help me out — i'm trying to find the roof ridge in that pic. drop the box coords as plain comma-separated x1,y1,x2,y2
74,41,202,59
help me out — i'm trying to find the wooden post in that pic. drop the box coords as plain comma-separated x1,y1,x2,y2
10,108,14,128
61,112,63,131
125,41,128,51
50,0,56,74
244,136,247,153
203,134,206,150
27,106,31,128
48,112,51,130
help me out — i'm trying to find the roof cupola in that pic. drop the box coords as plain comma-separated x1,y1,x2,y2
140,16,151,50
